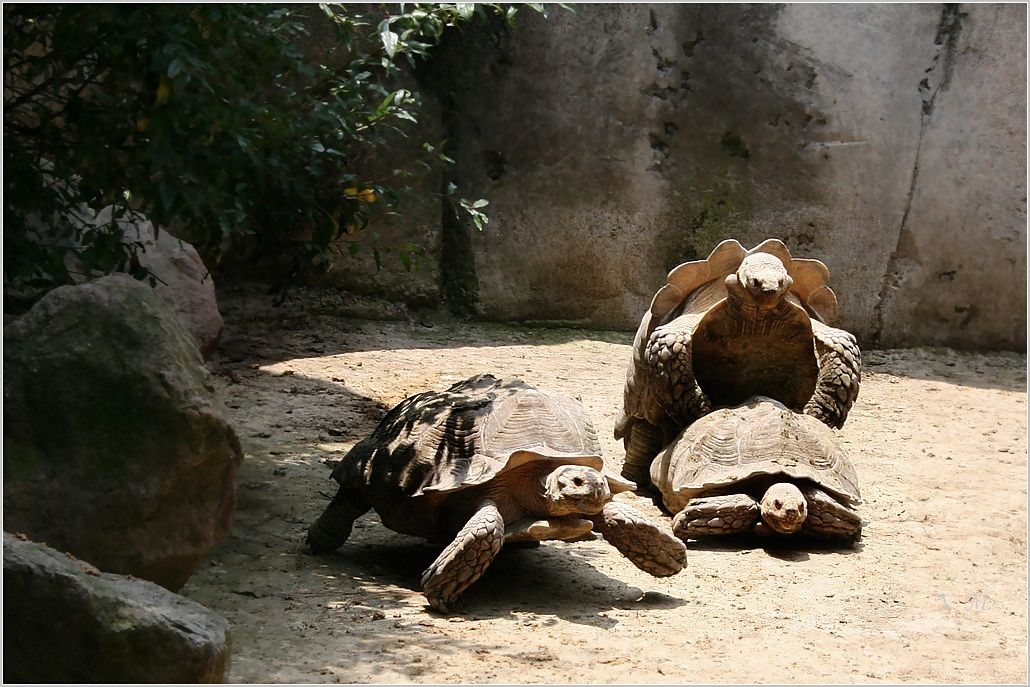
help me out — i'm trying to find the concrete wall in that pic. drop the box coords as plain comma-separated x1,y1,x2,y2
327,4,1027,350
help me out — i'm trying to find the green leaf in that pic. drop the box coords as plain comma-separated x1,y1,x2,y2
167,57,185,78
380,28,399,58
456,3,475,19
372,91,397,120
472,198,488,208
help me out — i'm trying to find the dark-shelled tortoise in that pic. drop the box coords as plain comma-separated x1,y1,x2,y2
306,374,687,612
653,396,862,544
616,238,861,487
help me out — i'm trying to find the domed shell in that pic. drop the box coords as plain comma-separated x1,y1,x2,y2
651,396,860,513
335,374,634,500
650,238,839,327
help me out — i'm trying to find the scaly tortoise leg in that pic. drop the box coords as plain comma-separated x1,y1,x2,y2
671,493,759,540
800,487,862,543
421,500,505,613
592,501,687,576
305,486,371,553
620,419,664,490
646,320,713,429
804,321,861,429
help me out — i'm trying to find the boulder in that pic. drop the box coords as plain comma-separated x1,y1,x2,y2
125,215,225,360
3,532,231,683
3,274,244,591
11,204,224,359
91,206,225,360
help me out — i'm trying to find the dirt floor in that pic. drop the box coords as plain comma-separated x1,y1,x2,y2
184,299,1028,684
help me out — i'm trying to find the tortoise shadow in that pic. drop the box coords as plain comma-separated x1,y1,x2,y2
684,533,865,561
307,533,687,629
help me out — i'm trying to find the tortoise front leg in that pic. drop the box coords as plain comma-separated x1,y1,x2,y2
800,487,862,543
305,486,371,553
804,321,861,429
421,500,505,613
671,493,759,540
646,319,713,429
592,501,686,577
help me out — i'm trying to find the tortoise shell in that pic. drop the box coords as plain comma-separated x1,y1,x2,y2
332,374,633,538
649,238,839,335
652,396,860,514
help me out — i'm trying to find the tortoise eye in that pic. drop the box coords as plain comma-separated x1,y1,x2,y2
774,500,782,509
573,477,583,487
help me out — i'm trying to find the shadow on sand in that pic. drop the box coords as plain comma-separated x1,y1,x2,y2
302,529,688,629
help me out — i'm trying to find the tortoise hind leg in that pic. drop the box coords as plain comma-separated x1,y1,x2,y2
421,500,505,613
800,487,862,543
671,493,759,541
305,486,371,553
620,419,664,490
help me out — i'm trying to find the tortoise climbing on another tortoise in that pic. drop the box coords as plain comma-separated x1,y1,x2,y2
616,238,861,487
652,396,862,544
306,374,687,613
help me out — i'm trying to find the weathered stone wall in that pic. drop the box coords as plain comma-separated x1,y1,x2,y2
431,3,1026,349
312,4,1027,350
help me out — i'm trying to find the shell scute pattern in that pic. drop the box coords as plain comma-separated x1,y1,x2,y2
653,397,860,513
480,388,601,459
337,374,617,503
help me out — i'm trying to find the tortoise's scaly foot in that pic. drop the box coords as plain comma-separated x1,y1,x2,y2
671,493,759,540
593,501,686,576
421,501,505,613
801,487,862,543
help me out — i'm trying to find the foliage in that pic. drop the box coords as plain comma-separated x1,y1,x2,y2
3,3,551,304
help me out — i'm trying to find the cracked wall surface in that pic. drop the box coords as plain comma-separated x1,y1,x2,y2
418,3,1026,350
876,4,1027,349
310,4,1025,350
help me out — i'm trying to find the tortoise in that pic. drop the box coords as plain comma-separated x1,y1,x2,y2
652,396,862,543
306,374,687,612
615,238,861,487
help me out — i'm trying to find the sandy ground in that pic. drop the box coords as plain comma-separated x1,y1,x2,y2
183,301,1028,684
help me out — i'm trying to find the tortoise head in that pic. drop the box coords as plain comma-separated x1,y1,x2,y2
759,482,808,534
725,252,794,315
542,465,611,516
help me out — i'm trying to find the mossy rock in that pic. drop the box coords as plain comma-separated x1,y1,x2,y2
3,275,243,591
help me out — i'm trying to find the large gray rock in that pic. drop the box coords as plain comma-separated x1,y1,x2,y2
3,274,243,591
4,532,231,683
422,4,1025,349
